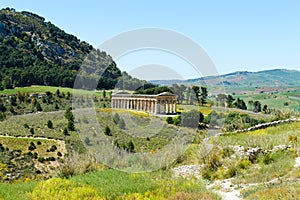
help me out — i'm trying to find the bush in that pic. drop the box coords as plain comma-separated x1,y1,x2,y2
28,142,36,151
23,123,30,129
29,128,35,135
166,117,174,124
173,116,181,126
33,152,38,159
222,147,234,158
37,141,42,145
67,121,75,131
49,145,57,152
289,135,298,143
47,120,53,129
28,178,101,200
261,153,274,165
38,157,45,163
104,126,112,136
47,157,56,162
63,128,69,136
237,158,252,169
57,152,62,157
57,152,98,178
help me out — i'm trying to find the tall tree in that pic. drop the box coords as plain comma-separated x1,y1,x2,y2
262,104,269,114
226,95,235,108
200,86,208,106
234,98,247,110
253,101,261,113
192,86,200,105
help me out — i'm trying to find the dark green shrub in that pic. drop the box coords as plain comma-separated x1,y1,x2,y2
23,123,30,129
63,128,69,136
49,145,57,152
30,128,35,135
28,143,36,151
67,121,75,131
33,152,38,159
166,117,173,124
104,126,112,136
47,120,53,129
38,157,45,163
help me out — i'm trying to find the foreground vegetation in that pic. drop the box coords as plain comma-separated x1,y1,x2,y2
0,169,220,200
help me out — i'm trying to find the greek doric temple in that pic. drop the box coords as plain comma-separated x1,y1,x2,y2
111,92,177,114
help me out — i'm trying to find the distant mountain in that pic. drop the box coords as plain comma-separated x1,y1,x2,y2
150,69,300,88
0,8,123,89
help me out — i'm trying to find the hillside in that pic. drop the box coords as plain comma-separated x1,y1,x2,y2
151,69,300,88
0,8,123,89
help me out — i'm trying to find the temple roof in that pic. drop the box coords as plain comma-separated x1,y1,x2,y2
157,92,176,96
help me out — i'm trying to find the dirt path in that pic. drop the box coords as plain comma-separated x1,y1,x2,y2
207,178,242,200
0,134,63,141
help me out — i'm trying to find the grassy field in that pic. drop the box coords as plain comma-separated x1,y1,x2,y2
234,91,300,112
1,85,105,96
178,104,212,115
0,111,87,155
2,85,300,199
0,169,220,200
211,122,300,149
0,136,66,157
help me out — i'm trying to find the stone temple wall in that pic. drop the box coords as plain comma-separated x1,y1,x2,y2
111,92,178,114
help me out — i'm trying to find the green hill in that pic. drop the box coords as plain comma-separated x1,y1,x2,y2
151,69,300,88
0,8,123,89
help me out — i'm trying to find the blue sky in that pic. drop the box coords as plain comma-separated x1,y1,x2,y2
0,0,300,79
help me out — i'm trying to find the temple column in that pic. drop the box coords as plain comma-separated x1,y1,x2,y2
166,100,169,114
161,100,165,114
125,99,128,109
173,100,176,113
151,100,154,113
147,100,150,112
138,99,141,110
